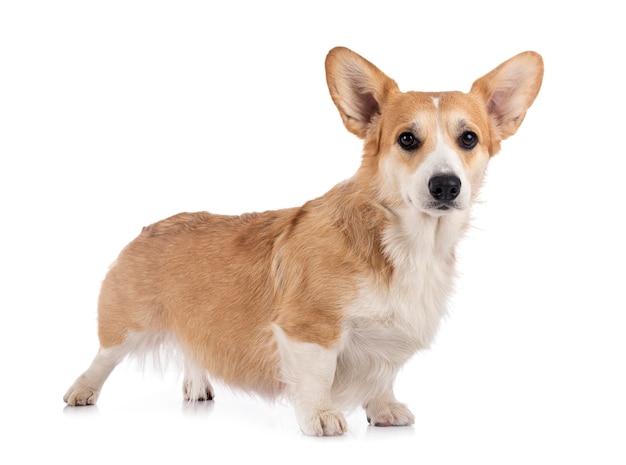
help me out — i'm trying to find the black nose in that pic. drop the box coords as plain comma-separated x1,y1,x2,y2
428,175,461,201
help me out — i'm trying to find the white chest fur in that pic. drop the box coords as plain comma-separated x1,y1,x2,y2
332,209,466,408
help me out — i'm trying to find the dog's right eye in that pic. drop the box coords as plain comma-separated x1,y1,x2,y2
398,132,420,151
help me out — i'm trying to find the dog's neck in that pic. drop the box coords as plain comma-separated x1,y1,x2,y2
382,206,469,273
323,177,469,279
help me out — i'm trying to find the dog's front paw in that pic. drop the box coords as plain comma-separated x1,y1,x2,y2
298,409,348,436
63,381,100,406
365,400,415,427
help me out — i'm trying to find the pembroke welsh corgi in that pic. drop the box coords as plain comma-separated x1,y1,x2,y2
64,47,543,436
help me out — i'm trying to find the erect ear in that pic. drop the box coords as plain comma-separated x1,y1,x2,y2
470,51,544,143
325,47,399,139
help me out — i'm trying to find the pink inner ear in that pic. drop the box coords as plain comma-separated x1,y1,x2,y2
355,90,380,125
487,90,507,118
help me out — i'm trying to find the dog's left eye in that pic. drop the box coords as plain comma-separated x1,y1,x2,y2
458,131,478,150
398,132,421,151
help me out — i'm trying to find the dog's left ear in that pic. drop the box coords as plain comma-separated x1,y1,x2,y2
470,51,544,144
325,47,400,138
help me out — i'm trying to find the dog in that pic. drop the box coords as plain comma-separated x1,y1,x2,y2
64,47,543,436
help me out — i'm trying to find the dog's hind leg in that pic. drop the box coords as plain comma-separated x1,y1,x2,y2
63,344,126,406
182,357,215,402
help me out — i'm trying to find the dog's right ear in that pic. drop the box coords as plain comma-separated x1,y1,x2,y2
325,47,399,139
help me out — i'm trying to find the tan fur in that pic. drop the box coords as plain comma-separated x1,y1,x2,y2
64,47,543,436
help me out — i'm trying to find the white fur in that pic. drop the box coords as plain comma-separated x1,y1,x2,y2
273,325,347,436
413,131,471,212
182,358,215,402
63,346,123,405
63,330,217,405
332,206,464,406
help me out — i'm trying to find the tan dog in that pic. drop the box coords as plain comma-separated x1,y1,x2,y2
64,47,543,436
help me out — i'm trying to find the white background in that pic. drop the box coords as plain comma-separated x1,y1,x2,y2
1,1,625,463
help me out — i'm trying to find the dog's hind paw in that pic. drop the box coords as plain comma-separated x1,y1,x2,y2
183,376,215,402
298,409,348,436
365,400,415,427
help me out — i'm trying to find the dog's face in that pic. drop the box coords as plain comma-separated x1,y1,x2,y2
325,48,543,216
375,91,491,216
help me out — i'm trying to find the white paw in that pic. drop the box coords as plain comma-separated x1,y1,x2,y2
298,409,348,436
183,376,215,402
365,400,415,427
63,381,100,406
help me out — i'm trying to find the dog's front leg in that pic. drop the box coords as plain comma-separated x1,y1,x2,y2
364,385,415,427
273,325,347,436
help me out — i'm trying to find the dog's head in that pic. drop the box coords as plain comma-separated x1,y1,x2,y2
325,47,543,217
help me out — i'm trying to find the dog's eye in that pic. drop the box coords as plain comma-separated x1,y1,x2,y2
458,131,478,150
398,132,420,151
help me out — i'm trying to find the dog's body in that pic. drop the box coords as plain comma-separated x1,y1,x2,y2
64,47,543,436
